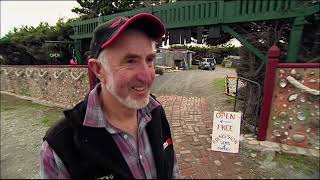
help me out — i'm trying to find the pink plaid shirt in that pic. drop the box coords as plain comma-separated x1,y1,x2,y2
40,84,179,179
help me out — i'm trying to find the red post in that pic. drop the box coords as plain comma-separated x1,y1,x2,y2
258,45,280,141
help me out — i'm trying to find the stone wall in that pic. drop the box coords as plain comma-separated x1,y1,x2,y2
0,65,90,108
266,67,320,149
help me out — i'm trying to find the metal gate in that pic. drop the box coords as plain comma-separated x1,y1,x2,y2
226,76,262,135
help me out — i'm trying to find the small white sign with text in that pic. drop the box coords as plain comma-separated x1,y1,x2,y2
211,111,242,153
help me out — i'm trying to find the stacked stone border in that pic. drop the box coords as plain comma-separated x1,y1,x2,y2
0,65,89,109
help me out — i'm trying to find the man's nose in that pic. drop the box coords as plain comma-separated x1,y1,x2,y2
136,63,154,83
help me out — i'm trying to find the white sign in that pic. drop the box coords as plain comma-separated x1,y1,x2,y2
211,111,242,153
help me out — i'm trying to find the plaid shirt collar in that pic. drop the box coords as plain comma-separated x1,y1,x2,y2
83,84,160,133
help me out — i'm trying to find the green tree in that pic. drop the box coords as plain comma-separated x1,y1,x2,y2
71,0,169,19
0,17,78,64
1,18,75,45
72,0,140,19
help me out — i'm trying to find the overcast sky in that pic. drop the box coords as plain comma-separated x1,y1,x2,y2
1,1,79,37
0,1,241,46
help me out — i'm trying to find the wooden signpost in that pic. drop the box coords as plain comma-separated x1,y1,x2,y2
211,111,242,153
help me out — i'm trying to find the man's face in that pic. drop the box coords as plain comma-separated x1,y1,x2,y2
100,29,156,109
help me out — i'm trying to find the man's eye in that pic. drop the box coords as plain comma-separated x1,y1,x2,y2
147,58,155,63
127,59,135,63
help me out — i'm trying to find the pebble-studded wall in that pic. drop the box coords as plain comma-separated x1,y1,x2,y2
0,66,90,108
266,67,320,150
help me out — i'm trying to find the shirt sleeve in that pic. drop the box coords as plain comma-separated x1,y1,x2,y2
39,141,71,179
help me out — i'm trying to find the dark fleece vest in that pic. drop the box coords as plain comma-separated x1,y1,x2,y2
44,95,174,179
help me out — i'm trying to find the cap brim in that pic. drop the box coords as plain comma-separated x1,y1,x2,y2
101,13,166,49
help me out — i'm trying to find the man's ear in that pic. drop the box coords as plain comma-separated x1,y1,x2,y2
88,58,106,83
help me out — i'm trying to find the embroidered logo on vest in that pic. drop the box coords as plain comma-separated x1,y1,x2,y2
163,138,172,150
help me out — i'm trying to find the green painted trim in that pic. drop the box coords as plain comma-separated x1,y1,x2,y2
70,1,319,40
69,0,319,64
71,33,94,40
218,1,224,23
74,40,82,64
222,25,267,62
287,16,305,62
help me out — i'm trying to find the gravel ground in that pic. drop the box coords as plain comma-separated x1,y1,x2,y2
1,107,46,179
152,65,237,114
152,65,236,97
0,94,63,179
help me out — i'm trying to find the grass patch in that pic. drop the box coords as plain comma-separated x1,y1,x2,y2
1,94,43,111
226,97,235,104
40,108,64,126
1,93,64,126
212,78,236,105
212,78,226,92
274,153,320,176
240,147,320,178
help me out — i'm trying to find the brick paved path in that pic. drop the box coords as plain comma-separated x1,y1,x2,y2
158,95,255,179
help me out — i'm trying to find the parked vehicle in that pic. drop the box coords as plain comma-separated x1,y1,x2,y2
198,57,216,70
192,59,200,65
192,55,202,65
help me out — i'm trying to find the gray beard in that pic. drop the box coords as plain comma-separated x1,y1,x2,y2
104,75,150,110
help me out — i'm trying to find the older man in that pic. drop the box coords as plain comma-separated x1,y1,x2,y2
40,13,179,179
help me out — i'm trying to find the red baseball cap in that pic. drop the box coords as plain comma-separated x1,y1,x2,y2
90,13,166,58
